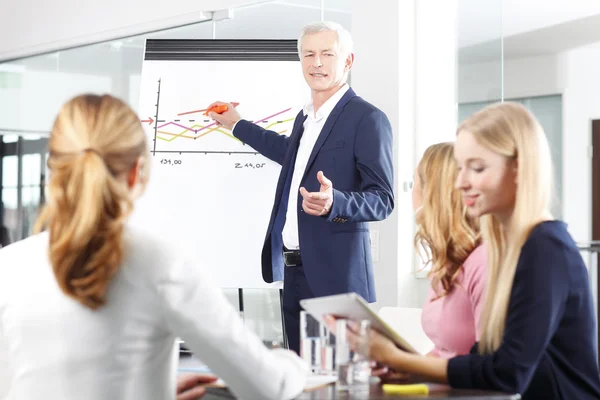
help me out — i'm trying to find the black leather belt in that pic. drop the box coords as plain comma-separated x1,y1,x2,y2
283,248,302,267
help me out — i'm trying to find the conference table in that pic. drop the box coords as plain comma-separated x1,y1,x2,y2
296,382,520,399
182,353,519,400
203,380,520,399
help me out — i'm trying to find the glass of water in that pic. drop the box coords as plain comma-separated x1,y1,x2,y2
335,319,354,391
335,319,372,391
320,323,335,375
351,320,372,384
300,311,321,374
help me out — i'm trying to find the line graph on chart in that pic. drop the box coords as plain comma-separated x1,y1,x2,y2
141,78,298,155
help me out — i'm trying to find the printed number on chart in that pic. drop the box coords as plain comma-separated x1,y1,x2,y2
234,163,266,169
160,159,182,166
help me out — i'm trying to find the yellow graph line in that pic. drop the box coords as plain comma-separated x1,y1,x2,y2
156,119,292,143
196,126,231,139
157,131,197,140
156,124,240,142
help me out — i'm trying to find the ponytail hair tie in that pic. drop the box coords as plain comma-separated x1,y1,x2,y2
82,148,102,157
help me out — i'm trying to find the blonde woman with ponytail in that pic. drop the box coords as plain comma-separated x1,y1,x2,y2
345,102,600,399
0,94,307,400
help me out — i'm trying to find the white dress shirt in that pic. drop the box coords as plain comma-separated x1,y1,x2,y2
282,84,349,250
0,227,307,400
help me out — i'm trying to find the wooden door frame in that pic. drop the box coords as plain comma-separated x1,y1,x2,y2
593,121,600,241
592,120,600,359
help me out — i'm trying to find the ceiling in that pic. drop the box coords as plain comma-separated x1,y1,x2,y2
458,0,600,63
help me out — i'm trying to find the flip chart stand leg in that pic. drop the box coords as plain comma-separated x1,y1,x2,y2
280,288,288,349
238,288,245,321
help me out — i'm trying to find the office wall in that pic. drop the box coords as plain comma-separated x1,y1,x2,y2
351,0,403,309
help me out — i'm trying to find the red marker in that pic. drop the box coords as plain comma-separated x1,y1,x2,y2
205,102,239,116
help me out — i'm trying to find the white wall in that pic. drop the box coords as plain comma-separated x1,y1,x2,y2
411,0,458,287
352,0,456,309
0,0,260,61
351,0,406,310
415,0,458,154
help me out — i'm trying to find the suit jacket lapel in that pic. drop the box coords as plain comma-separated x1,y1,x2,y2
269,110,307,236
276,111,307,203
301,88,357,183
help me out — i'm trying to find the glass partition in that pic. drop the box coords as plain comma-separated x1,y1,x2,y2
457,0,504,104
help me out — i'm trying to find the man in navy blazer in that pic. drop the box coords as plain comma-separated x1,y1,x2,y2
209,21,394,353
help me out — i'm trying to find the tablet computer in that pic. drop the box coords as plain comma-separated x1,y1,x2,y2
300,293,419,354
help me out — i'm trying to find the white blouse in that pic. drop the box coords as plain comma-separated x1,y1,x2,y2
0,227,307,400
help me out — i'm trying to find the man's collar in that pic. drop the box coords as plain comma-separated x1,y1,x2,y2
303,83,350,121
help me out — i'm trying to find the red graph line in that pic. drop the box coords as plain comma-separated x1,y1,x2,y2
177,102,240,116
177,108,207,116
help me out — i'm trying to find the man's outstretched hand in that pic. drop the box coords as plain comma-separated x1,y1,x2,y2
299,171,333,217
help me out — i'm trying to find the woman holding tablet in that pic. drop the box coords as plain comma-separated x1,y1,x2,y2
349,103,600,399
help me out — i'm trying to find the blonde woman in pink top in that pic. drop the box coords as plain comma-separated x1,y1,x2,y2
414,142,486,359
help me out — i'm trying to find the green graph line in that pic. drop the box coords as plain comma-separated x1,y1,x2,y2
157,124,240,142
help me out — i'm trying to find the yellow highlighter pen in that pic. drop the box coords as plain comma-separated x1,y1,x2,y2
382,383,430,396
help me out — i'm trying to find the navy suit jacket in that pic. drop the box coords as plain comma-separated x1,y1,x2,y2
233,88,394,302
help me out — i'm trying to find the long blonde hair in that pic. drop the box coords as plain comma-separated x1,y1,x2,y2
35,94,148,310
458,102,553,353
415,142,480,297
